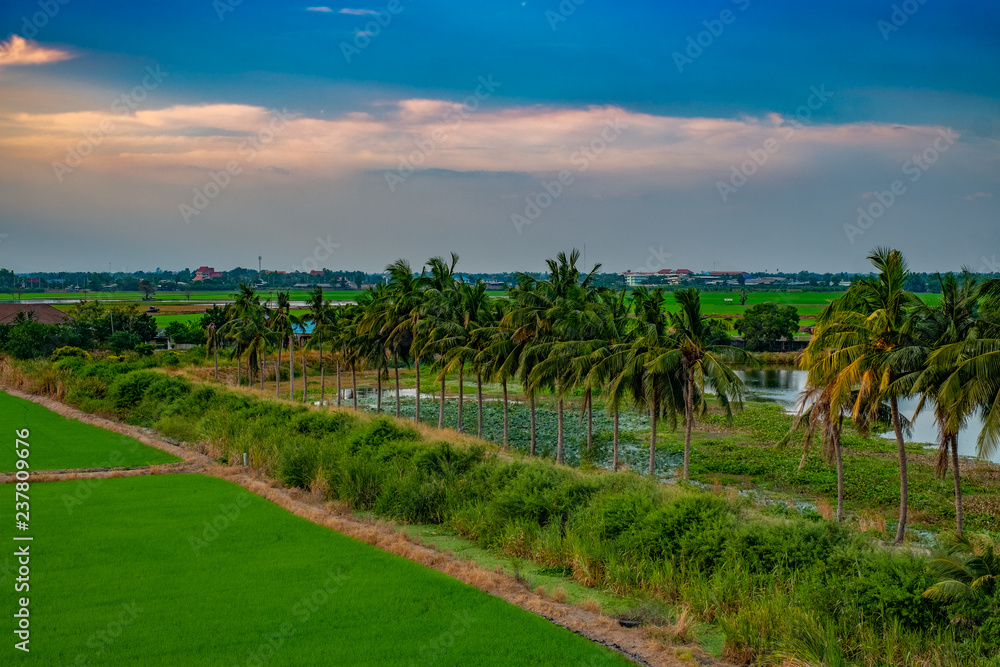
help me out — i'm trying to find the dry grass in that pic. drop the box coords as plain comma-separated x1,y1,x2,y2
815,499,833,521
581,599,602,614
551,587,568,603
534,586,547,598
857,511,887,534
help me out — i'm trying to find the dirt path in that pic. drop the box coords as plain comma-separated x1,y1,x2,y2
0,387,723,667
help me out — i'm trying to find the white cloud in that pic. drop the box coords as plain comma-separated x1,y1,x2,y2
339,8,378,15
306,6,333,12
0,36,74,70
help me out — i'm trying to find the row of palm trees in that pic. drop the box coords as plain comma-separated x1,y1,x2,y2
204,247,1000,542
203,250,751,478
795,248,1000,541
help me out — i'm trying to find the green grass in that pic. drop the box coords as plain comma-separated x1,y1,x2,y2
0,391,180,472
1,474,632,666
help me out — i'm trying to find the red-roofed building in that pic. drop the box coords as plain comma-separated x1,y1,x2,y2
193,266,223,281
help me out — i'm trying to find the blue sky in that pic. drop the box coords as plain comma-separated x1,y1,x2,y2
0,0,998,273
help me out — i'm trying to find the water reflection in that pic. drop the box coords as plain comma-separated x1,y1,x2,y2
736,367,996,463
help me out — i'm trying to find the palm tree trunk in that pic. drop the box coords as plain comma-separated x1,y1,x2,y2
835,414,845,524
415,355,421,423
586,387,593,452
236,351,241,386
502,379,509,449
288,335,295,401
457,364,464,432
302,343,308,403
438,370,445,429
612,407,620,472
476,372,483,439
336,357,342,408
530,394,537,457
351,362,358,410
260,350,264,390
213,343,218,381
649,387,658,476
276,344,282,396
394,351,401,418
951,433,964,535
556,380,564,465
376,363,382,413
683,374,694,480
891,396,908,544
319,340,325,404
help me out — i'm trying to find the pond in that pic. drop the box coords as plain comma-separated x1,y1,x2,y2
737,367,996,463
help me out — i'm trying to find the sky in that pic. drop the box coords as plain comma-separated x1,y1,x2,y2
0,0,998,275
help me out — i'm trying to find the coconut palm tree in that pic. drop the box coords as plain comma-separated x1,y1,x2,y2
201,304,229,382
806,247,923,543
382,259,429,421
514,250,602,464
269,292,291,397
306,285,336,404
645,287,750,480
585,287,632,471
421,254,461,429
902,272,994,534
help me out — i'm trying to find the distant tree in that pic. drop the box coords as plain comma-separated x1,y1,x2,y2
138,279,156,300
735,302,800,351
739,289,748,306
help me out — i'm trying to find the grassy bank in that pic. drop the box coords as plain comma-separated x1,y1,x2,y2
4,352,998,666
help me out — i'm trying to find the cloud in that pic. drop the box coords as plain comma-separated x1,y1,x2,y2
965,191,993,200
0,36,74,69
306,6,333,12
0,98,976,188
339,8,378,15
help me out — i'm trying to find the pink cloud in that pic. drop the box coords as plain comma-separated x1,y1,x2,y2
0,98,974,186
0,36,74,69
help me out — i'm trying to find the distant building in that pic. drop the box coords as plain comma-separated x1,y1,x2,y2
620,269,692,287
0,304,70,325
193,266,223,281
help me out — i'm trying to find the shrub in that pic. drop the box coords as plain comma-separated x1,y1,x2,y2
51,346,90,361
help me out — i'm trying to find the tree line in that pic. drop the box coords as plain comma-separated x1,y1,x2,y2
206,247,1000,544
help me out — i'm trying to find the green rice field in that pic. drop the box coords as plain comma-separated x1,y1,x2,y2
0,391,180,472
1,474,631,666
